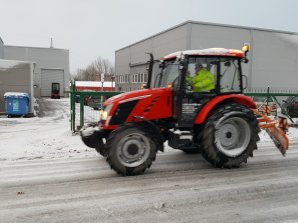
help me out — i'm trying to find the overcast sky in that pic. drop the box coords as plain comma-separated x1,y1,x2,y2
0,0,297,73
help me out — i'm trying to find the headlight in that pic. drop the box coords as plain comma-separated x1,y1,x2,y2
100,104,113,120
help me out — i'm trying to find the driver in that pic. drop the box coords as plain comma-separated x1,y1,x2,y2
186,63,215,92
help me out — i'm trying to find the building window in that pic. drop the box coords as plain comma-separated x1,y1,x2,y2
144,73,148,82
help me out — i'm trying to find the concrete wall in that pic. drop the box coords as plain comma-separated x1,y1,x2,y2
0,59,34,113
3,46,70,97
115,21,298,92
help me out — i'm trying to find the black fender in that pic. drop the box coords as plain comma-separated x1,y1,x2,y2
80,125,106,149
133,116,165,152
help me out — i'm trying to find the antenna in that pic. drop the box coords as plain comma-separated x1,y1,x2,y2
50,38,54,48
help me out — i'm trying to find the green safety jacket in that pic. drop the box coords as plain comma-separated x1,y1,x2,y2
186,68,215,92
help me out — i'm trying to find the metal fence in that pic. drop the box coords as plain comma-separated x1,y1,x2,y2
244,88,298,123
69,82,298,132
69,81,122,132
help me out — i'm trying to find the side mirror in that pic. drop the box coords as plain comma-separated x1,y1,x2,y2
153,73,161,88
242,58,249,64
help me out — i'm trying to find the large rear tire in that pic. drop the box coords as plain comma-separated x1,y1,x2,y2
105,123,158,176
200,103,260,168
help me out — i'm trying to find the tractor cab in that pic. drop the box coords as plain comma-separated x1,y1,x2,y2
155,48,247,128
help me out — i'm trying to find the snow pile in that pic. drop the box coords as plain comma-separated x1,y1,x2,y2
4,92,29,97
0,98,97,161
0,59,31,70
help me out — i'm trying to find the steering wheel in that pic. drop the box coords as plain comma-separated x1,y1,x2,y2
185,81,193,92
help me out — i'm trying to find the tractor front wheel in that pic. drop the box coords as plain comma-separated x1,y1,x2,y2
200,103,260,168
105,123,158,176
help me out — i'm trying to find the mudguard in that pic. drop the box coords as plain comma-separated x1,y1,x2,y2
194,94,257,125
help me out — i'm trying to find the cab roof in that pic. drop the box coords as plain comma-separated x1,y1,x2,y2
161,48,244,60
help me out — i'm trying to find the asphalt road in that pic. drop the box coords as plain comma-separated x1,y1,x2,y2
1,143,298,223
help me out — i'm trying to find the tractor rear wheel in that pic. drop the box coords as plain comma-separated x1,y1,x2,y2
200,103,260,168
105,123,158,176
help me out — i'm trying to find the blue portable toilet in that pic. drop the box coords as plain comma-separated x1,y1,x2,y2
4,92,30,117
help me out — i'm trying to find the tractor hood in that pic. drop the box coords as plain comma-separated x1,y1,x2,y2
101,87,173,128
104,88,170,106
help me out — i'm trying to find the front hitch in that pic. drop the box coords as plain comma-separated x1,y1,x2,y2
80,125,107,156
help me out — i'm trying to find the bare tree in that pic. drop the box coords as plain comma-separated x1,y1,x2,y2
71,56,114,81
72,68,85,81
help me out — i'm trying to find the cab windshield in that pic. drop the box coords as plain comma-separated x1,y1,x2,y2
156,61,180,88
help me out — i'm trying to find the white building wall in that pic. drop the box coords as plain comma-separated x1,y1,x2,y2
115,24,189,91
0,59,34,113
251,31,298,91
116,21,298,92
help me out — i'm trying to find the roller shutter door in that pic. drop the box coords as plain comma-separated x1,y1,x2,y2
41,69,64,97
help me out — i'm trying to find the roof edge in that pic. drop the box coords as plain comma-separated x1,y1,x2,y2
115,21,190,52
187,20,298,35
115,20,298,53
4,45,69,51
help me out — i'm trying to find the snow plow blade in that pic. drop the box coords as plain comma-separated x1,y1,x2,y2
252,109,289,156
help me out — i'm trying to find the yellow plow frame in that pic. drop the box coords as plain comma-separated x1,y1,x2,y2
252,109,289,156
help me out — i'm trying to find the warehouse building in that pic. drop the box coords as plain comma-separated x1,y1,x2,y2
115,21,298,92
3,45,69,98
0,36,69,114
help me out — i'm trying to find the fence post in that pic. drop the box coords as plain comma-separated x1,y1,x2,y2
80,94,85,129
70,80,76,133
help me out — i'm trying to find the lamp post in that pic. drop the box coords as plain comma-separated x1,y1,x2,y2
101,73,104,108
101,73,104,92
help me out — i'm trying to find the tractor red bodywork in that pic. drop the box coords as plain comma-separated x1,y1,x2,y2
101,89,257,129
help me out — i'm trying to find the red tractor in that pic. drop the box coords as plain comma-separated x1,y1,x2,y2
81,45,288,176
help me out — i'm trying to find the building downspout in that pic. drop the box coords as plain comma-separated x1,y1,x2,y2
248,29,254,91
186,22,193,50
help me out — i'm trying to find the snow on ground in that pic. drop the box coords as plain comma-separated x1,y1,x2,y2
0,98,298,161
0,98,97,161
